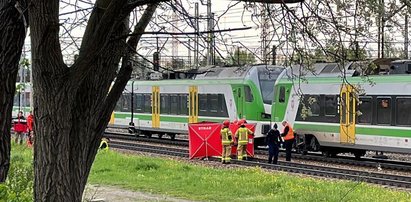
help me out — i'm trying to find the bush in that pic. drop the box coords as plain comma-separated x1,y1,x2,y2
0,145,33,202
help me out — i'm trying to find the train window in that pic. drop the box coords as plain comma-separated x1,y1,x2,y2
349,93,354,124
244,86,254,102
160,94,170,114
341,93,346,124
120,94,131,112
179,94,188,115
170,95,179,115
279,86,285,103
23,92,30,107
377,97,391,125
199,94,208,116
208,94,218,113
144,94,151,113
325,95,336,116
396,98,411,125
135,94,144,113
308,95,320,116
219,94,229,117
115,94,123,111
358,97,372,124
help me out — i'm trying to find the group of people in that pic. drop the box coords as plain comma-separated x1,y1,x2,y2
220,120,294,164
265,121,294,164
220,119,254,164
13,111,35,147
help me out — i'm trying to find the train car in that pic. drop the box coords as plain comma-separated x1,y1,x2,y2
272,62,411,157
110,65,284,143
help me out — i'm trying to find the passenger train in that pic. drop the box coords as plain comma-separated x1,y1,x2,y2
110,65,283,143
14,61,410,157
273,62,411,157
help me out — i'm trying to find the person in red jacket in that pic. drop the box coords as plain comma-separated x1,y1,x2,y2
27,111,34,147
13,111,26,145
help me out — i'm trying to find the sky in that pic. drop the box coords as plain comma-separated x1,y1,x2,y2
21,0,410,68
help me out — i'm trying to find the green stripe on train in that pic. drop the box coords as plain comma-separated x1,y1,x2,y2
294,122,411,138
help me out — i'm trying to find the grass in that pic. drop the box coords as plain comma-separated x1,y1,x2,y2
88,151,411,202
0,144,33,202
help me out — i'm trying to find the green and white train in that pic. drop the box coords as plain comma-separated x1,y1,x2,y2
110,65,283,142
272,63,411,157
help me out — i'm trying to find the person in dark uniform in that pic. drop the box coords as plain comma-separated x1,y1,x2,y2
280,121,295,161
265,123,282,164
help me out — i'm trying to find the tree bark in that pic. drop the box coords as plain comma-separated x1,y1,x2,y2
29,0,159,200
0,0,27,182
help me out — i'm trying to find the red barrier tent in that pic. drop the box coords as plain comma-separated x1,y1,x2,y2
188,122,223,159
188,122,256,159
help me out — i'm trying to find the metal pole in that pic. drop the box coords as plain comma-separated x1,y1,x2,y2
188,39,191,68
381,0,385,58
131,81,134,124
355,41,359,60
206,0,212,65
211,12,215,65
272,45,277,65
237,46,240,66
194,2,199,69
405,13,409,59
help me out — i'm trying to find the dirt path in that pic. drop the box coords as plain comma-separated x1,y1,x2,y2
83,185,196,202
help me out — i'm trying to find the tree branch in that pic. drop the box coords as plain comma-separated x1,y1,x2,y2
70,0,128,86
96,3,159,133
234,0,303,3
124,0,168,13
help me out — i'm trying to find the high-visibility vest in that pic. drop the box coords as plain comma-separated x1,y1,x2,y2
283,124,294,141
99,140,109,151
221,128,232,145
236,127,251,145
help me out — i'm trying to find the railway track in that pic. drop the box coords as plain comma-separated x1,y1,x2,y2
104,131,411,172
109,140,411,189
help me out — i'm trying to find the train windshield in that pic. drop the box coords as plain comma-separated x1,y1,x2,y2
258,68,282,104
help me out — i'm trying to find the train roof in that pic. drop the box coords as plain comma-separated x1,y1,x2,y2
277,72,411,85
287,62,357,78
195,64,284,80
130,64,285,85
276,61,411,85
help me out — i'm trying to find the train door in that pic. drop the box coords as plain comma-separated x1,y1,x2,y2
339,84,356,144
189,86,198,123
152,86,160,128
234,87,244,119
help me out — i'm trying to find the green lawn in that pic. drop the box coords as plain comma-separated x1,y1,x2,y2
88,151,411,202
1,145,410,202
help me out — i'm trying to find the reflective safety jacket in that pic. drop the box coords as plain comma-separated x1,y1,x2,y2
99,140,109,151
221,128,233,145
283,124,294,141
235,127,253,145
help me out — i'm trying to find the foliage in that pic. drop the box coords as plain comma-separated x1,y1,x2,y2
0,144,33,202
88,151,411,202
225,49,256,66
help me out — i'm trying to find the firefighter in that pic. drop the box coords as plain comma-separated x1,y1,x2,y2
99,138,109,151
27,111,34,147
235,119,254,160
280,121,294,161
220,120,233,164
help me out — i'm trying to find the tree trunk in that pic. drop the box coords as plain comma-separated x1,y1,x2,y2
0,0,27,182
29,0,159,200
